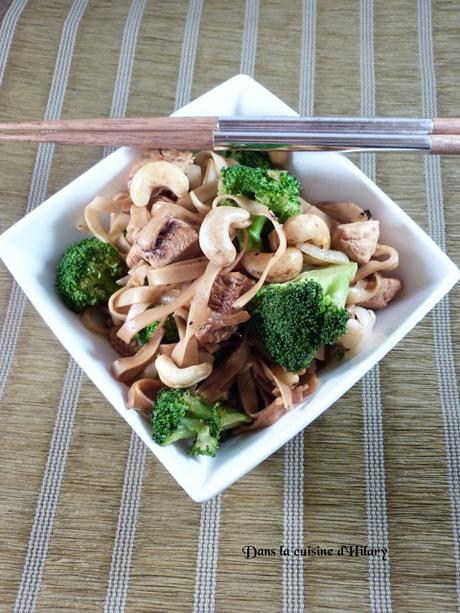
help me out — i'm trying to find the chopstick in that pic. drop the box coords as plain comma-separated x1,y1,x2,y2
0,116,459,153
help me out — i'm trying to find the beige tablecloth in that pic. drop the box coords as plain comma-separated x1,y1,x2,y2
0,1,459,611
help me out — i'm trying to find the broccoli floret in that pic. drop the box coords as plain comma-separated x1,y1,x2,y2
151,389,250,457
248,263,357,372
220,165,300,222
56,238,123,313
222,150,272,168
219,165,301,250
134,315,179,346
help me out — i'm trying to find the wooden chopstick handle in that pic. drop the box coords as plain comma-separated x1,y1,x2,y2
433,118,460,134
0,116,218,133
431,134,460,154
0,130,215,148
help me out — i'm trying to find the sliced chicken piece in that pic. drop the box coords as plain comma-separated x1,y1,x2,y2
357,277,402,309
142,218,200,268
331,219,380,265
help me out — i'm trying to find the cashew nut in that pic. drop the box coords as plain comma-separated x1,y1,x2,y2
129,161,189,207
242,247,303,283
155,354,212,388
199,206,251,266
283,214,331,248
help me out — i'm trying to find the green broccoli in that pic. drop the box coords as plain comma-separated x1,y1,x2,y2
151,389,251,457
134,315,179,346
248,263,357,372
222,150,272,168
56,237,123,313
219,165,301,250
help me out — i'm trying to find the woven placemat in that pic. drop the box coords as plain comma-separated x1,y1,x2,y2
0,1,459,612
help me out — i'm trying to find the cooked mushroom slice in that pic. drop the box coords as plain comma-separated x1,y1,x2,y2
316,201,371,223
242,248,303,283
142,218,200,269
283,213,331,248
196,272,255,344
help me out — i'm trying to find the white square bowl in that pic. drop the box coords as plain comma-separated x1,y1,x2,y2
0,75,458,502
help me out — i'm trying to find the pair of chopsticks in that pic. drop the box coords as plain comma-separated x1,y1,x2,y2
0,116,459,153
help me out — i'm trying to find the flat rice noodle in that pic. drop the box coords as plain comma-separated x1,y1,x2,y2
238,400,286,431
236,368,259,415
185,163,202,190
158,343,176,357
202,158,218,184
114,301,149,327
172,335,199,369
127,205,151,241
146,257,208,286
354,244,399,282
84,196,126,244
139,361,158,379
128,262,150,286
177,181,218,209
108,286,131,323
159,289,181,304
151,200,202,226
198,337,249,402
211,194,287,309
272,365,299,387
114,233,132,254
112,318,166,382
223,229,248,274
195,150,230,173
173,311,187,339
127,378,164,415
171,261,221,367
109,212,130,241
117,280,198,343
190,190,211,216
257,384,275,407
136,207,172,250
258,360,293,409
116,285,163,308
113,191,133,213
253,372,275,396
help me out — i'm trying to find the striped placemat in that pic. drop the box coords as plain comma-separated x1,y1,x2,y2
0,1,459,611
